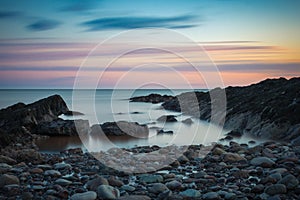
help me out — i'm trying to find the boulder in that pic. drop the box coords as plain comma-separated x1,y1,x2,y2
97,185,120,200
130,94,174,104
0,174,19,188
70,191,97,200
91,121,149,138
250,157,275,167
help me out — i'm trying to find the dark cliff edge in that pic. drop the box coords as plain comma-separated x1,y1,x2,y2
0,95,89,147
135,77,300,144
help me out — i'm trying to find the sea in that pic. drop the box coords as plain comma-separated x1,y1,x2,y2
0,89,238,152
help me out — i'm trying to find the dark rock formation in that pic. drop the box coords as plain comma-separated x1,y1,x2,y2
130,94,174,104
157,129,174,135
138,77,300,142
157,115,177,122
226,130,243,138
33,119,90,136
63,111,84,116
91,121,149,138
0,95,69,132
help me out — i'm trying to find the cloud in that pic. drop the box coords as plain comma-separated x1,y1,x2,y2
81,15,198,31
0,11,22,19
26,19,61,31
60,0,101,12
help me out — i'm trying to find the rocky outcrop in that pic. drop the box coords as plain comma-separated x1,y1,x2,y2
157,115,177,122
130,94,174,104
140,78,300,142
91,121,149,138
0,95,69,132
0,95,88,147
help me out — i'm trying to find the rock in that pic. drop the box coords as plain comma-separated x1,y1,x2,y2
117,195,151,200
108,176,124,187
44,170,61,177
54,162,72,170
165,180,182,190
34,119,90,136
70,191,97,200
179,189,201,198
54,178,72,186
212,147,226,155
97,185,120,200
148,183,169,194
291,136,300,146
182,118,193,124
0,155,16,165
29,168,44,174
91,121,149,137
264,184,287,195
157,115,177,122
202,192,220,200
22,192,34,200
250,157,275,167
157,129,174,135
0,174,20,188
278,174,299,189
121,185,135,192
86,176,109,191
222,153,246,163
130,94,174,104
226,130,243,138
63,110,84,116
139,174,163,184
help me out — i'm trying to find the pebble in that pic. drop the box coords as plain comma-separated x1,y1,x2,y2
139,174,163,183
278,174,299,189
202,192,220,200
70,191,97,200
44,170,61,177
148,183,169,194
97,185,120,200
165,180,182,190
0,174,20,188
250,157,275,167
54,178,72,186
121,185,136,192
264,184,287,195
179,189,201,198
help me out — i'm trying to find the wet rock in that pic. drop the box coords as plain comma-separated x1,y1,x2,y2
54,178,72,186
157,129,174,135
44,170,61,177
202,192,220,200
165,180,182,190
63,110,84,116
250,157,275,167
179,189,201,198
0,174,19,188
264,184,287,195
148,183,169,194
182,118,193,124
222,153,246,163
157,115,177,122
278,174,299,189
86,176,109,191
226,130,243,138
91,121,149,137
212,147,226,156
70,191,97,200
54,162,71,170
139,174,163,184
0,155,16,165
121,185,135,192
117,195,151,200
130,94,174,104
22,192,34,200
108,176,124,187
97,185,120,200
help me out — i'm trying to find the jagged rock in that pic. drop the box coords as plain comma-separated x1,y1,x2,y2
130,94,174,104
91,121,149,137
182,118,193,124
226,130,243,138
34,119,89,136
157,115,177,122
157,129,173,135
63,111,84,116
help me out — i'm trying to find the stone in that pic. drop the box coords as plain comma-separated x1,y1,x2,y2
108,176,124,187
223,153,246,163
226,130,243,138
278,174,299,189
97,185,120,200
70,191,97,200
157,115,177,122
139,174,163,183
148,183,169,194
91,121,149,138
250,157,275,167
165,180,182,190
264,184,287,195
182,118,193,124
117,195,151,200
54,178,72,186
212,147,226,155
202,192,220,200
44,170,61,177
121,185,135,192
29,168,44,174
54,162,72,170
86,176,109,191
0,174,20,188
22,192,34,200
0,155,17,165
130,94,174,104
179,189,201,198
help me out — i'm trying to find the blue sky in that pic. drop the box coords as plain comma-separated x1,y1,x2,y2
0,0,299,88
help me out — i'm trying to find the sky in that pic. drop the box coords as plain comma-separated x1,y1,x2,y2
0,0,299,88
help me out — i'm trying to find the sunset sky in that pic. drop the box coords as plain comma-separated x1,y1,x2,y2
0,0,299,88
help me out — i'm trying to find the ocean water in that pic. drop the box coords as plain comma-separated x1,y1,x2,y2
0,89,233,152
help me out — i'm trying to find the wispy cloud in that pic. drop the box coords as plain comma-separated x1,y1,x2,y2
81,15,198,31
60,0,101,13
26,19,62,31
0,11,22,18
